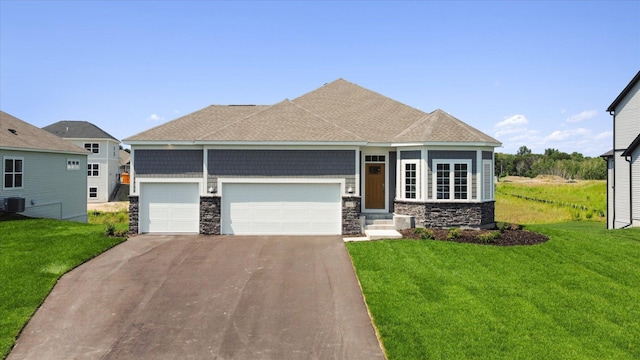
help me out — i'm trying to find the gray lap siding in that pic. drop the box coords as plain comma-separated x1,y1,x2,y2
208,149,356,192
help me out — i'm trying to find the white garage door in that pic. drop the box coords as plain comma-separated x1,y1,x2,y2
221,183,342,235
140,183,200,233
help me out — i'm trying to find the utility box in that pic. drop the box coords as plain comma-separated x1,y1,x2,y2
4,197,25,212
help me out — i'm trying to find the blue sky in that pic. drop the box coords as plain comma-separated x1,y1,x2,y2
1,0,638,156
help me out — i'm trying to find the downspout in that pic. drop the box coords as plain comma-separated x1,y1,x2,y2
610,110,616,228
601,155,610,228
622,154,633,229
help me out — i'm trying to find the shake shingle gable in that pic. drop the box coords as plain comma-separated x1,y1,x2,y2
124,79,500,146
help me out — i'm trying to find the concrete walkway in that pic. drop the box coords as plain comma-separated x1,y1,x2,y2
9,235,385,360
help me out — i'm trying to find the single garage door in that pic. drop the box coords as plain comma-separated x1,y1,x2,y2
221,183,342,235
140,183,200,233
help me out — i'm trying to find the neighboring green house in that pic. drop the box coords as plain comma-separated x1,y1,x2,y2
124,79,501,235
43,121,121,202
602,70,640,229
1,111,89,222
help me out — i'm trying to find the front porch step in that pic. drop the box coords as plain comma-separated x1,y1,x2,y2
364,229,403,240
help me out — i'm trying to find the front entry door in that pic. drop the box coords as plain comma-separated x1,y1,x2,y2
365,163,385,209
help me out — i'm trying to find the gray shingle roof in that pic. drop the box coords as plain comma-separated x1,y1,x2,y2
1,111,90,154
43,121,119,141
124,79,501,145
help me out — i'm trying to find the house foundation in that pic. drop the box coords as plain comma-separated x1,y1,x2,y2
394,200,495,228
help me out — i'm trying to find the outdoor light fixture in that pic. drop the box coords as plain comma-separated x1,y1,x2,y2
208,184,217,194
347,186,354,194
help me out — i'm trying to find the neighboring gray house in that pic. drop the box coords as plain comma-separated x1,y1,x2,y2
602,71,640,229
0,111,89,222
43,121,121,202
124,79,501,235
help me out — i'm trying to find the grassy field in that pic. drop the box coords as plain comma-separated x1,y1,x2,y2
348,178,640,359
495,179,606,224
0,215,126,359
348,223,640,359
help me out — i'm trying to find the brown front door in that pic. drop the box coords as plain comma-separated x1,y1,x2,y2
365,163,385,209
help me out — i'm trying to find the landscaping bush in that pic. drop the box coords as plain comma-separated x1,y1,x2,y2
477,231,501,243
414,227,434,240
447,228,462,239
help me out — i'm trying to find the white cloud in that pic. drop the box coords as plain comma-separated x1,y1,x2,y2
545,128,591,141
495,114,528,128
566,110,598,123
595,131,613,140
147,113,164,122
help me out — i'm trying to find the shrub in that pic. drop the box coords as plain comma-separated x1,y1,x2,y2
104,223,116,237
497,222,522,232
478,231,501,243
113,229,128,238
414,228,434,240
447,228,462,239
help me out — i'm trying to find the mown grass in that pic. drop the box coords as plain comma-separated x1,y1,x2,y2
0,215,126,359
347,223,640,359
496,180,606,223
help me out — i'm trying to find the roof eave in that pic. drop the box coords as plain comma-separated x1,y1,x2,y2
0,146,90,155
607,71,640,112
621,134,640,157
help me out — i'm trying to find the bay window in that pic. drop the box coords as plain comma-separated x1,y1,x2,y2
433,160,471,201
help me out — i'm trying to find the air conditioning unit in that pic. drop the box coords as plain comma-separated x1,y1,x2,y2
4,197,25,213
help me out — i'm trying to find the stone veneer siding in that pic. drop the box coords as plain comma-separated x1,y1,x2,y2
200,196,220,235
342,196,362,235
394,200,495,228
129,196,139,234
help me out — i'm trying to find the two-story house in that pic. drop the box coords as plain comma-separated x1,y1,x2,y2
602,71,640,229
44,121,121,203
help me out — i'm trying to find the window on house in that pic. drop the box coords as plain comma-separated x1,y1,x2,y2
365,155,385,162
89,187,98,198
87,163,99,177
84,143,99,154
402,161,420,199
67,159,80,170
434,160,471,200
3,157,23,189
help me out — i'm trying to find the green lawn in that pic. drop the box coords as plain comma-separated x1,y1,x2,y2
347,222,640,359
0,215,125,359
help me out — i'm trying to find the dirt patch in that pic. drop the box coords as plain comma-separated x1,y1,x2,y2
87,202,129,213
399,227,549,246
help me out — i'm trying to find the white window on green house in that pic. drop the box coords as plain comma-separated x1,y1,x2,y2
88,164,99,177
67,159,80,170
3,157,23,189
434,160,471,201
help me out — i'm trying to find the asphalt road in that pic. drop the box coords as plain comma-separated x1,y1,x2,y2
8,235,385,360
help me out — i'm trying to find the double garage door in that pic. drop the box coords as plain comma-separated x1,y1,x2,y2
140,182,342,235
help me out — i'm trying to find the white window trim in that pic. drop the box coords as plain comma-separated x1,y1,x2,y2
432,159,472,202
67,159,81,170
88,163,100,177
482,160,494,201
84,143,100,154
3,156,24,190
400,159,421,200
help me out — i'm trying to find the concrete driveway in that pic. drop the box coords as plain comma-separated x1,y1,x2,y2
9,235,385,360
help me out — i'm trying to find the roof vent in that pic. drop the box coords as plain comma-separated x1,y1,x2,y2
8,128,17,135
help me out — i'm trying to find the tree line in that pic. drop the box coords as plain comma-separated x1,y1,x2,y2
495,146,606,180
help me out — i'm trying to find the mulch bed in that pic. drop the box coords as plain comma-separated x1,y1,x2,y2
399,227,549,246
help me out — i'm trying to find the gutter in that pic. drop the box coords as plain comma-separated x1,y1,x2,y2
624,153,633,228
